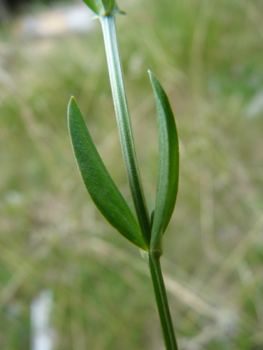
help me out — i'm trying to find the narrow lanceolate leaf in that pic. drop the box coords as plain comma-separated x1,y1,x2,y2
148,71,179,250
82,0,122,16
68,96,146,250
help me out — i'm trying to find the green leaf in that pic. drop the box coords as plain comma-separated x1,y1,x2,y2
68,96,146,250
148,71,179,250
82,0,122,16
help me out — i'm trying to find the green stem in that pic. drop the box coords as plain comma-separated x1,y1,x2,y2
149,253,179,350
100,15,151,246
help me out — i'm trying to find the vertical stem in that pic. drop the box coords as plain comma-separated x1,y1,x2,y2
100,15,151,245
149,253,179,350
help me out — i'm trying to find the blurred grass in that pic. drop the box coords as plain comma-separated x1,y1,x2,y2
1,0,263,349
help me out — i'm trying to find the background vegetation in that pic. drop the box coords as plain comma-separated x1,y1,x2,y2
1,0,263,349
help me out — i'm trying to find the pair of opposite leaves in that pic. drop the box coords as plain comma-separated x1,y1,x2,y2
68,71,179,252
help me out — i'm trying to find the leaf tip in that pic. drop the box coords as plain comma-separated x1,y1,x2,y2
147,69,153,77
148,69,159,84
68,95,76,106
148,70,159,89
67,95,77,117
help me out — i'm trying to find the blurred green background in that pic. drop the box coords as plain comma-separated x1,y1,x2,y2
1,0,263,349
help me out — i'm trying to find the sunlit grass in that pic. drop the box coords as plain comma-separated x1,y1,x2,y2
1,0,263,349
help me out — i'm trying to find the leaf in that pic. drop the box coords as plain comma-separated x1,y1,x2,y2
82,0,120,16
68,96,146,250
103,0,115,11
82,0,100,15
148,71,179,250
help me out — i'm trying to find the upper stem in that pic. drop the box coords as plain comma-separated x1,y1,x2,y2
149,253,179,350
100,15,151,246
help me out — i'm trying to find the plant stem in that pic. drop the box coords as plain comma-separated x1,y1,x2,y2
100,14,178,349
149,253,179,350
100,15,151,245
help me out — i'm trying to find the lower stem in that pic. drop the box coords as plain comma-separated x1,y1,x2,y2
148,253,179,350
